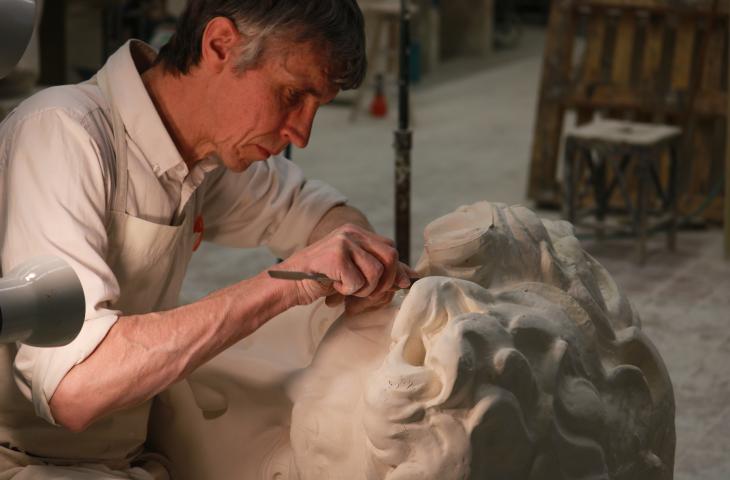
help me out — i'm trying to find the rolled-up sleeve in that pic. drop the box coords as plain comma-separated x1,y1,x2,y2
201,155,347,258
1,109,121,424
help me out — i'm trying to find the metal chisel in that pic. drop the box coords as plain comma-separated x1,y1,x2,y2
268,270,420,290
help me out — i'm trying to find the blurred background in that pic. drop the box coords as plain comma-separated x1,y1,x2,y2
0,1,728,478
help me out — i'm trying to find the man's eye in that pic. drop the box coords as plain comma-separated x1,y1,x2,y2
285,89,304,106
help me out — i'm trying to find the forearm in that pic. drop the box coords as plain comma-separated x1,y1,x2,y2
50,270,296,432
308,205,374,245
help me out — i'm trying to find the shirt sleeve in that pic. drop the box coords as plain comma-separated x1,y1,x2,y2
200,155,347,258
1,109,121,425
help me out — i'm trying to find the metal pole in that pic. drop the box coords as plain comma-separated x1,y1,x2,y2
394,0,413,264
725,1,730,260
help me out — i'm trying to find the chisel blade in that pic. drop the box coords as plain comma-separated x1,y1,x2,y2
268,270,420,290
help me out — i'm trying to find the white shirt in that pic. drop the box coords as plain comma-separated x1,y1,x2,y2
0,40,346,432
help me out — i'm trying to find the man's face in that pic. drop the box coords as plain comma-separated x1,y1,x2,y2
204,40,338,172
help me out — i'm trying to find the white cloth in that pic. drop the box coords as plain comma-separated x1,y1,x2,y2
0,39,346,467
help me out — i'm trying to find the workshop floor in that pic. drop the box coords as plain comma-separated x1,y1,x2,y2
182,28,730,479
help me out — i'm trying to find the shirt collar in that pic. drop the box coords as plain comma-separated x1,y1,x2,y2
98,39,185,177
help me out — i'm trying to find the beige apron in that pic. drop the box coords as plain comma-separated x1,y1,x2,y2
0,66,202,479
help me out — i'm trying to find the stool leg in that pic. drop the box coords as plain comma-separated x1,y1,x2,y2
592,150,607,240
667,143,679,252
636,155,650,265
563,139,577,224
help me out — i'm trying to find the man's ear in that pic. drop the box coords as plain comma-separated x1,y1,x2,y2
200,16,241,73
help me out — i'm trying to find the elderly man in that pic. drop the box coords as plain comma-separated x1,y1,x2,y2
0,0,409,477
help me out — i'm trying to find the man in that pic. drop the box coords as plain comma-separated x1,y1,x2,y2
0,1,409,477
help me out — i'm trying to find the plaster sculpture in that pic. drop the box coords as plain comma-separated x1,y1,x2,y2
149,201,675,480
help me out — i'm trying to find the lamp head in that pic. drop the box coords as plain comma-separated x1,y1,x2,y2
0,0,37,79
0,256,85,347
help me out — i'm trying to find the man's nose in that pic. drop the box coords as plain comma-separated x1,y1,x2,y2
282,103,316,148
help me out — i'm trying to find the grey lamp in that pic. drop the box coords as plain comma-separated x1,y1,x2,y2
0,257,85,347
0,0,38,79
0,0,86,346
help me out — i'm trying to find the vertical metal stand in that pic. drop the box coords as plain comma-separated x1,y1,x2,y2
394,0,413,264
725,6,730,260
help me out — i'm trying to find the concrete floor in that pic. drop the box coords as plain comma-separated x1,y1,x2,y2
181,29,730,479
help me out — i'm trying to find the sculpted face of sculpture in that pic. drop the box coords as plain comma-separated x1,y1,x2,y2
151,202,675,480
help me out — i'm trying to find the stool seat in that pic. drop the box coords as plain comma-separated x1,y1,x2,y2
563,119,683,265
566,120,681,147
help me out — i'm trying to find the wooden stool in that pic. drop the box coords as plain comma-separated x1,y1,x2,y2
563,120,682,265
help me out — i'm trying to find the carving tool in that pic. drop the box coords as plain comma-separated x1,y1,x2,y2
268,270,419,291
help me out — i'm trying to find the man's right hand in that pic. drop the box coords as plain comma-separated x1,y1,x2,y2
271,223,412,308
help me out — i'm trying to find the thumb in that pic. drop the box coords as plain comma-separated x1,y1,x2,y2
325,293,345,307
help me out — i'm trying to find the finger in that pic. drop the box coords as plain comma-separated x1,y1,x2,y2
326,242,367,296
325,293,345,307
368,246,400,297
270,272,332,305
347,248,385,298
404,264,420,278
393,262,415,288
344,298,369,316
348,234,401,296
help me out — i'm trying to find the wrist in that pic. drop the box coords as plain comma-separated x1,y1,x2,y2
259,268,306,309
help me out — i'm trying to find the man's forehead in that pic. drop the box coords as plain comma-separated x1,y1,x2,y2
269,41,338,97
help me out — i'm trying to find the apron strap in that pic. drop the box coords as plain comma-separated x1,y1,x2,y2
96,69,129,215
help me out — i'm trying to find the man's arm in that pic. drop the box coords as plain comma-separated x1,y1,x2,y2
5,110,403,432
50,271,294,432
50,221,407,432
308,204,374,244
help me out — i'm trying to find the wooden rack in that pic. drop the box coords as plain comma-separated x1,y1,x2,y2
527,0,728,223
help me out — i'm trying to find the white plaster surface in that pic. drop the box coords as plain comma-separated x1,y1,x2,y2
153,201,675,479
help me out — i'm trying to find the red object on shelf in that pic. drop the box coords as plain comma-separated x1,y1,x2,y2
370,95,387,117
369,73,388,118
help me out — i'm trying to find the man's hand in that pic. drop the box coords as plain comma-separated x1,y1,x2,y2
273,223,412,312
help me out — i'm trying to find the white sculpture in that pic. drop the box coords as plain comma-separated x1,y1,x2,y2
150,202,675,480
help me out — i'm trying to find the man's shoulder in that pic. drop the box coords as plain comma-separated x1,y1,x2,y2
6,83,107,132
0,83,114,183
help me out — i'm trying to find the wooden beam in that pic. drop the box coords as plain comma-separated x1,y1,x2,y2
575,12,606,125
564,88,727,116
612,11,637,86
579,0,729,15
671,17,696,91
527,0,576,203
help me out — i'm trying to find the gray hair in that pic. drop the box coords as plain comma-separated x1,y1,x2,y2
155,0,366,90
